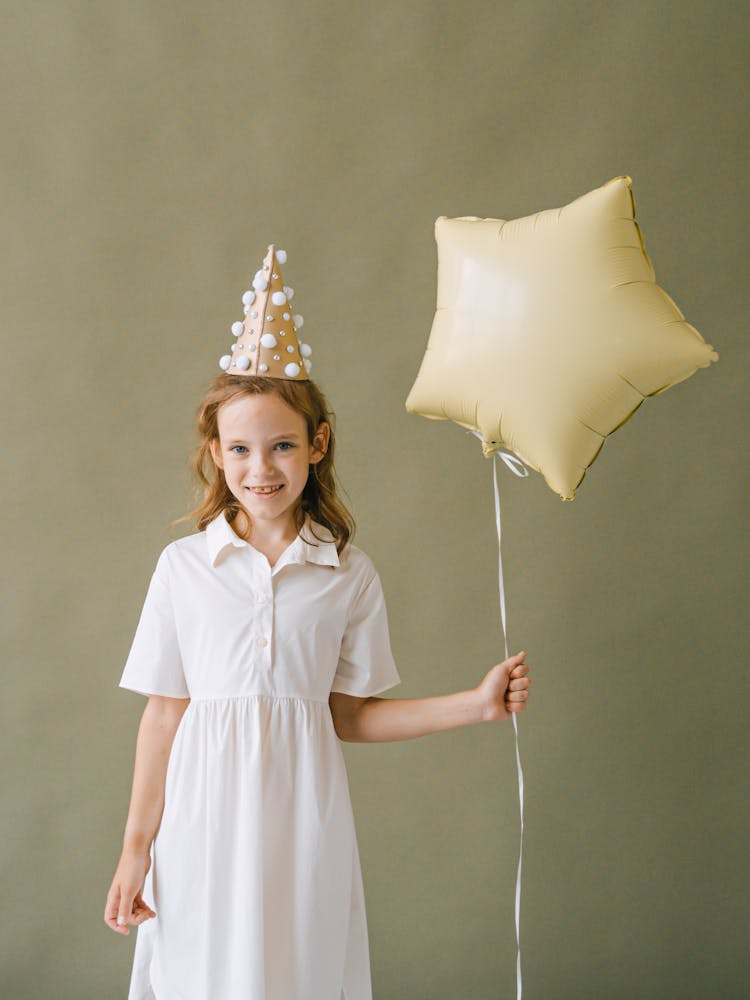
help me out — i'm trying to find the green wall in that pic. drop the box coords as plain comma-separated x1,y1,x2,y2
2,1,746,997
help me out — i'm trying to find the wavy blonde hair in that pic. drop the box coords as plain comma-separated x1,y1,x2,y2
169,374,356,555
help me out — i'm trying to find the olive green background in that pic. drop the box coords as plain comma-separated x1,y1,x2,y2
2,2,747,997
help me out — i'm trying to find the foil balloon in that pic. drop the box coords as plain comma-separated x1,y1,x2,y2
405,175,719,500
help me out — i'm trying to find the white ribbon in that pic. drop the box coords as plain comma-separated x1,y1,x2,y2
468,431,528,1000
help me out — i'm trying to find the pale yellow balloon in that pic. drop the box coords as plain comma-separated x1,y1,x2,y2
405,176,719,500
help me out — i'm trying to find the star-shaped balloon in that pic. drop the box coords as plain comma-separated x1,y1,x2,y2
405,176,719,500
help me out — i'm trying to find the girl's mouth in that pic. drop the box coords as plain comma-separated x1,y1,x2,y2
246,485,284,497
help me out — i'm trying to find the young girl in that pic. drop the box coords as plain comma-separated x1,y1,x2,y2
104,245,532,1000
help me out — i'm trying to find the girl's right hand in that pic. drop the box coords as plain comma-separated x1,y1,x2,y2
104,848,156,935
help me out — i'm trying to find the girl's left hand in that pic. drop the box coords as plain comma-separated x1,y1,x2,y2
475,650,532,722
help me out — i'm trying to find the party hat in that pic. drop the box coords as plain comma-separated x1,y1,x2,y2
218,244,313,379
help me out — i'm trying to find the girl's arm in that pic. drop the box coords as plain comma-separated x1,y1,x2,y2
330,651,531,744
121,696,190,852
104,695,190,935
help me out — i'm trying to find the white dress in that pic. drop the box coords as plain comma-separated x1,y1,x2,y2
118,510,401,1000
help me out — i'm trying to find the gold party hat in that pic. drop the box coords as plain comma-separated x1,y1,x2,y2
218,244,313,380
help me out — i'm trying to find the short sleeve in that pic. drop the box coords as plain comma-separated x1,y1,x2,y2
330,569,402,697
118,547,190,699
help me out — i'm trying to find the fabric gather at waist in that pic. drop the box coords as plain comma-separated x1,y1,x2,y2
187,692,330,706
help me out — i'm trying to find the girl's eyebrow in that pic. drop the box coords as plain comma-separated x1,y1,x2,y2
226,432,301,444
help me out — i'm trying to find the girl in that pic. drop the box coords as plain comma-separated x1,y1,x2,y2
104,246,532,1000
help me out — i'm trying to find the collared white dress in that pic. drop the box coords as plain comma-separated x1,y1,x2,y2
118,510,401,1000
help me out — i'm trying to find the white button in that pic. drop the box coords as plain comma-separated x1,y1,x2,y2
257,637,269,647
256,594,268,604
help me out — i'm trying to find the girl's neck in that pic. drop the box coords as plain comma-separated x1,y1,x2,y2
232,507,303,551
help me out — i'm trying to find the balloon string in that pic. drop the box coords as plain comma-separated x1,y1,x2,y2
468,431,529,1000
493,453,526,1000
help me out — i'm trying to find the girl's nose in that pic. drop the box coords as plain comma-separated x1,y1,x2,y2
250,454,277,477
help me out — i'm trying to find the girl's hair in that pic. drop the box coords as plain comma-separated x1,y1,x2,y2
169,374,356,555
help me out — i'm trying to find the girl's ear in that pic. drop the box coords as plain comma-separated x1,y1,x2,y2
209,438,223,469
311,421,330,461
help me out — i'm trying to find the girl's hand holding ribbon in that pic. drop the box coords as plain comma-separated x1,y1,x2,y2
475,650,531,723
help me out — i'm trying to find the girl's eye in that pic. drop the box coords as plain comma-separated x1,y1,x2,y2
228,443,294,454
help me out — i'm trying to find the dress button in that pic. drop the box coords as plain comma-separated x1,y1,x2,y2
257,637,269,647
256,594,268,604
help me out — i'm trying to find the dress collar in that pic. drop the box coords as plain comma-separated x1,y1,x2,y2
205,509,340,569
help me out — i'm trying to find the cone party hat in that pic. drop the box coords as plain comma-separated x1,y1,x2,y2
218,244,313,380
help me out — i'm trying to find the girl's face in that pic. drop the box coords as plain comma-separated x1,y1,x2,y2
210,391,329,534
